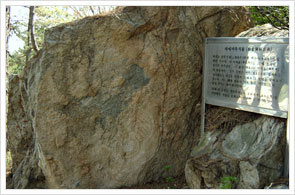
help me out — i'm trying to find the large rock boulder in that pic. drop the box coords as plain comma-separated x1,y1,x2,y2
185,24,288,189
7,6,252,189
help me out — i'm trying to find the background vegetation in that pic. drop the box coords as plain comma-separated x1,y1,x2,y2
6,6,116,75
248,6,289,30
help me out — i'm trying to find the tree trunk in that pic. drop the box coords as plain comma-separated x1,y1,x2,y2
28,6,38,53
6,6,10,75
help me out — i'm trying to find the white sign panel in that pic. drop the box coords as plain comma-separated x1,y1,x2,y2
204,37,289,118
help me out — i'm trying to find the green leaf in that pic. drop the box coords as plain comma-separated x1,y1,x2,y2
221,183,232,189
220,176,237,189
164,165,171,171
166,177,173,183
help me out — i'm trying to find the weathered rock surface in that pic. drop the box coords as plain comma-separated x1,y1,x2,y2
186,116,286,189
6,75,45,188
185,24,288,189
237,23,289,37
7,6,252,189
7,75,32,172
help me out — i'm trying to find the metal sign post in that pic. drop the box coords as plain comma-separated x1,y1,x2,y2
284,117,289,178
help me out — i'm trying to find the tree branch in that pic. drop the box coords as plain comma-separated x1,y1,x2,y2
70,6,83,18
89,6,95,15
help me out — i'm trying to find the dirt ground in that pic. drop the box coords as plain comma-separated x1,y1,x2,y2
6,171,188,189
6,171,289,189
119,175,188,189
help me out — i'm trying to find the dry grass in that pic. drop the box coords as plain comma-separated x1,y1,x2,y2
205,105,260,133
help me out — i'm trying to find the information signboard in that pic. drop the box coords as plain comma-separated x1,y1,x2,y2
203,37,289,118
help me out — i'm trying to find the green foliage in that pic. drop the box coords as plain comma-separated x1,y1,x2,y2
163,165,171,172
220,176,237,189
166,177,173,183
8,6,75,75
249,6,289,30
8,50,25,74
163,165,174,188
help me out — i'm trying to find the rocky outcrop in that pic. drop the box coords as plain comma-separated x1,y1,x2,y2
7,75,32,173
6,75,45,188
185,116,286,189
7,6,252,189
185,24,288,189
